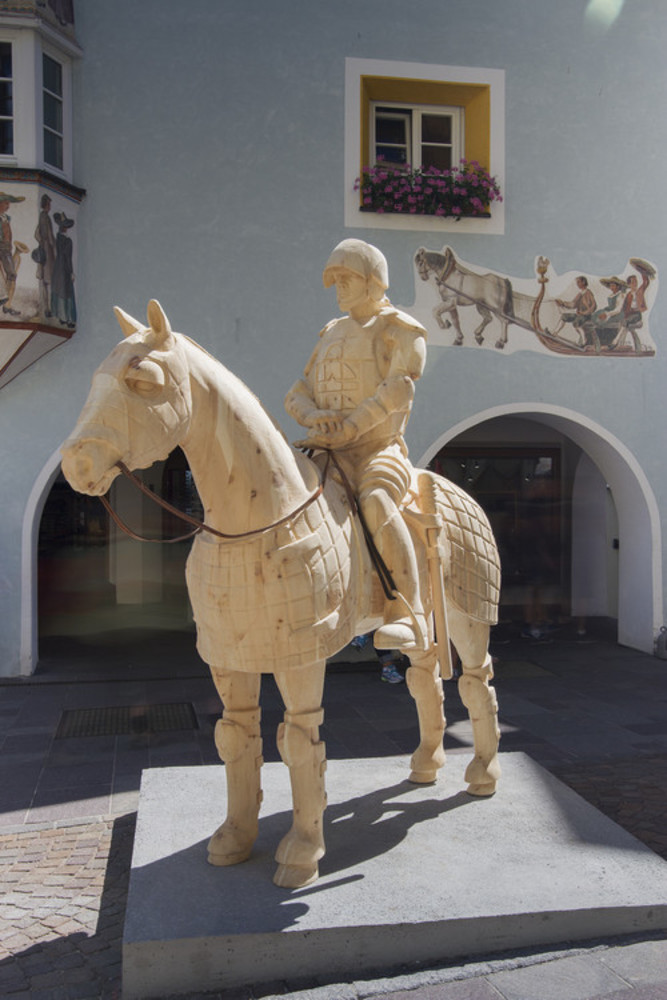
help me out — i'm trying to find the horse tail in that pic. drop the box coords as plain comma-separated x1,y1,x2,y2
502,278,515,319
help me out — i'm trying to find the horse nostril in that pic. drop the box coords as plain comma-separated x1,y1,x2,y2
62,449,93,489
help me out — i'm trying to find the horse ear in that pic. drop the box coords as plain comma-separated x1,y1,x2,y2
146,299,173,347
114,306,143,338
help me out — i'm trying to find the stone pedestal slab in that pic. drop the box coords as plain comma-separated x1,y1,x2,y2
122,753,667,999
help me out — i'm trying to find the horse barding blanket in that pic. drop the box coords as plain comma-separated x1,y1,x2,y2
185,478,367,672
185,469,500,674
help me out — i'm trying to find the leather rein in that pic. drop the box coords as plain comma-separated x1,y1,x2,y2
98,455,329,544
99,451,397,600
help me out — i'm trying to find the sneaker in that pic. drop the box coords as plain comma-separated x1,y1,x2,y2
381,663,404,684
351,632,372,650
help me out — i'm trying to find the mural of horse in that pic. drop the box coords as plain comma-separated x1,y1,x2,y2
60,300,501,889
415,246,563,350
415,246,515,348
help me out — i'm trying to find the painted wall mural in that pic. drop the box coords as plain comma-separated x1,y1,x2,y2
412,246,657,357
0,176,83,389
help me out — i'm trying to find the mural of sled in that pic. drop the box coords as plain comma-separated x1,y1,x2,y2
414,246,657,358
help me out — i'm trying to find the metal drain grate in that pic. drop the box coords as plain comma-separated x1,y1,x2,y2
56,703,199,738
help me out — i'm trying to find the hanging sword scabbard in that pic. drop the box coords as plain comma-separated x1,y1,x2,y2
417,473,453,680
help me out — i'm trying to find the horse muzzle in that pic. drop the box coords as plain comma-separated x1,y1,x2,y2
60,437,122,496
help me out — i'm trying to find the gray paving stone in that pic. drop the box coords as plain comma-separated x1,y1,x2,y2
589,988,667,1000
600,938,667,985
486,955,628,1000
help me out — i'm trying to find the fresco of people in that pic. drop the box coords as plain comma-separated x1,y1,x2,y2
413,246,657,357
0,186,77,329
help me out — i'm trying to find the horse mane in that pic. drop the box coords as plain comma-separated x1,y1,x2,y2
179,331,290,445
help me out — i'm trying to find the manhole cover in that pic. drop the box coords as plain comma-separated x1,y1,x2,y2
56,702,199,738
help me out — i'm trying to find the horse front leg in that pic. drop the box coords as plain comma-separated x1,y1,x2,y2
207,667,263,867
433,302,453,332
273,661,327,889
405,645,446,783
449,612,500,796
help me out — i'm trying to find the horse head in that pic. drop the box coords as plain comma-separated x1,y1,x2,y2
415,247,430,281
61,300,193,496
415,246,454,283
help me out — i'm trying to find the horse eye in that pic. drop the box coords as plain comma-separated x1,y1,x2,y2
124,360,165,397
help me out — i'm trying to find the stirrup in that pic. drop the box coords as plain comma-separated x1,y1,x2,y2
374,591,428,651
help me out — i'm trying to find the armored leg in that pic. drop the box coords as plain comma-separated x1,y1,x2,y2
274,707,327,888
405,646,446,784
207,706,263,866
273,662,327,889
206,669,263,868
458,654,501,796
361,491,428,651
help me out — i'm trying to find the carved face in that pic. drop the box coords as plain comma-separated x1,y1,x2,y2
331,267,370,314
61,304,192,496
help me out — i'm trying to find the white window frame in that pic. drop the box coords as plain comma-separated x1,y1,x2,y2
370,101,464,172
0,25,77,181
0,38,14,157
42,49,65,172
345,58,505,235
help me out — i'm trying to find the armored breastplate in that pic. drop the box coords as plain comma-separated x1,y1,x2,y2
312,318,381,412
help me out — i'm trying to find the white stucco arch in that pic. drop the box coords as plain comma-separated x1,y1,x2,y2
20,447,64,675
418,403,662,654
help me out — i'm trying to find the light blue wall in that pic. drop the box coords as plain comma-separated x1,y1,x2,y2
1,0,666,672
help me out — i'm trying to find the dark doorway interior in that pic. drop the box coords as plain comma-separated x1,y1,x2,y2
38,449,203,672
429,446,567,628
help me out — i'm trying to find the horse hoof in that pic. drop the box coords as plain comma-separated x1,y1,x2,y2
409,769,438,784
467,782,496,797
453,337,463,346
273,862,319,889
495,341,505,350
207,846,252,866
207,824,255,866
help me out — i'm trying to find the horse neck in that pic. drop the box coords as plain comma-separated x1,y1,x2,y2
179,339,317,535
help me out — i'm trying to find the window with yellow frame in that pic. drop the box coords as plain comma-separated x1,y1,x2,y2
361,76,491,174
345,60,504,233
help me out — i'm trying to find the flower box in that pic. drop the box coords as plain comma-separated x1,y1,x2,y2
354,159,502,219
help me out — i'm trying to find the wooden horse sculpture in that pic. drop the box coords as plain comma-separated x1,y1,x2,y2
61,300,501,889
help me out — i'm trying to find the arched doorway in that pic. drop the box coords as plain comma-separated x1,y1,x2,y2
25,448,203,674
419,405,661,654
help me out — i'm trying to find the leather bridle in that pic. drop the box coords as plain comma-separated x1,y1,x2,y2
98,455,329,544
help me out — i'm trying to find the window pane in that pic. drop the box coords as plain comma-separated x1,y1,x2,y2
422,114,452,144
0,42,11,80
0,119,13,155
44,92,63,132
376,115,407,146
0,81,12,117
43,54,62,96
44,129,63,169
422,145,452,171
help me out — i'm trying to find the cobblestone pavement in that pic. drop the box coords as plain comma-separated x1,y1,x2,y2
1,626,666,999
553,754,667,862
0,816,131,999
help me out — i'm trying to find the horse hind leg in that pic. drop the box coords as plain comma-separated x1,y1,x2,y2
450,612,500,796
207,669,263,867
406,646,446,783
473,305,492,344
273,661,327,889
